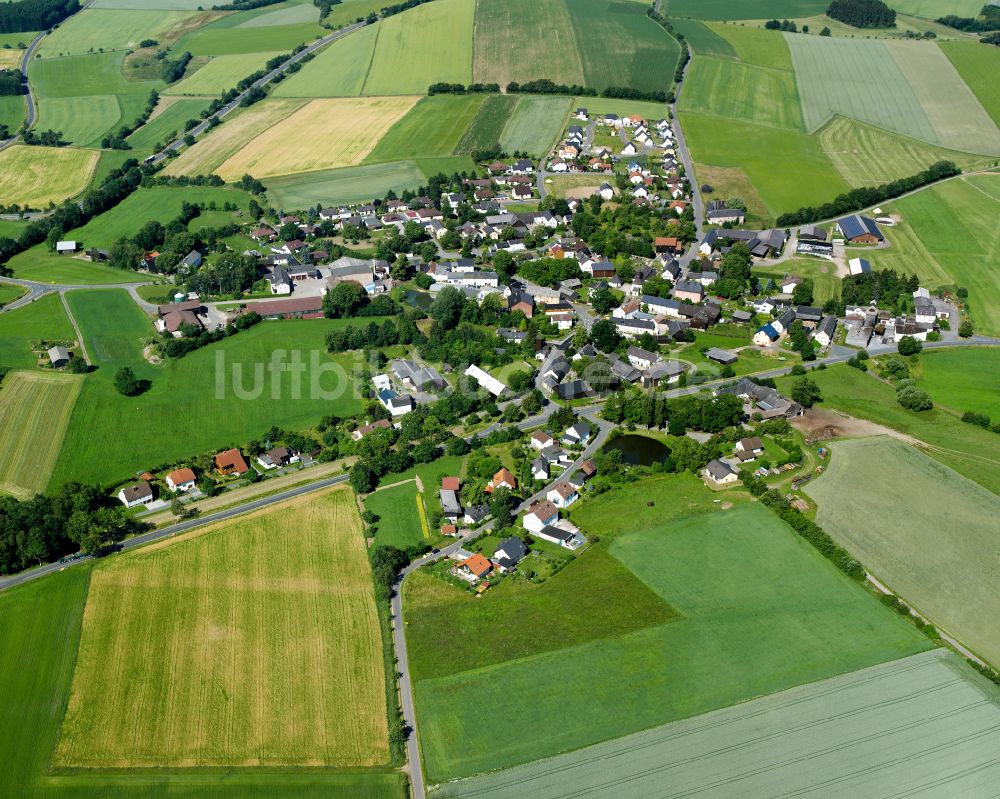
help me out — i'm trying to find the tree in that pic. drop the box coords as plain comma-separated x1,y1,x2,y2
45,224,64,252
278,221,299,241
959,320,974,338
896,335,922,355
488,486,517,526
323,281,367,318
820,25,831,34
897,386,933,411
429,286,466,330
590,319,621,353
114,366,140,396
790,376,822,409
792,280,814,306
350,462,378,494
590,286,619,315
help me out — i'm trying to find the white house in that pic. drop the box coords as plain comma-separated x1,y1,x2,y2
563,421,592,446
523,499,560,533
704,459,739,485
118,482,153,508
165,468,196,493
530,430,554,451
627,346,659,370
534,519,585,550
531,457,549,481
598,183,615,201
546,482,579,509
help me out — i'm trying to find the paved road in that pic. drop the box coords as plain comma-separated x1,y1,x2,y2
0,275,159,314
148,21,367,166
668,51,704,268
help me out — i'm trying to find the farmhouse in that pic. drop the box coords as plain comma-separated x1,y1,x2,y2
627,345,659,370
706,207,746,225
47,345,70,368
753,324,780,346
672,280,704,303
118,482,153,508
269,266,292,294
214,448,250,476
247,296,324,320
837,215,884,244
704,459,739,485
156,300,205,337
165,467,196,492
464,363,508,397
717,378,802,419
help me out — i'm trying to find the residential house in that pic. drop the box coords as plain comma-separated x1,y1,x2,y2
165,467,196,492
627,346,659,370
391,359,446,391
351,418,391,441
531,457,549,481
753,324,780,346
534,521,585,550
453,553,492,583
440,489,463,520
486,467,517,493
813,316,838,348
849,257,871,275
118,482,153,508
530,430,554,451
269,265,292,294
546,482,579,509
704,459,739,485
214,448,250,476
563,420,591,446
492,537,528,572
523,499,560,533
734,437,764,462
257,446,298,469
717,377,803,419
672,280,704,303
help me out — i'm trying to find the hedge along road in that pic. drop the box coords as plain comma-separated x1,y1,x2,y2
148,20,368,166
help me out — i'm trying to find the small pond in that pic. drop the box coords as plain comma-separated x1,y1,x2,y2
405,290,433,310
601,434,671,467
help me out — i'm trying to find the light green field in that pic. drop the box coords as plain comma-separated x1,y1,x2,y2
237,1,320,27
0,95,25,131
362,0,474,95
0,145,98,207
433,649,1000,798
890,0,984,17
272,23,378,97
366,94,485,162
499,95,571,156
572,96,669,120
322,0,394,26
807,436,1000,665
472,0,584,87
50,290,369,487
39,8,190,57
819,116,993,186
37,95,121,147
0,294,75,370
0,284,26,307
669,18,736,57
413,497,930,781
8,251,149,285
366,481,425,549
178,21,324,56
415,155,478,178
681,111,849,218
756,257,840,304
915,347,1000,419
92,0,212,7
941,40,1000,130
165,51,282,96
0,371,83,499
455,93,518,153
711,22,794,70
126,97,211,153
266,160,428,208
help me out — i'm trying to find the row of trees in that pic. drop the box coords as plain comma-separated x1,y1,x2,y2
602,389,745,434
937,4,1000,32
504,79,668,103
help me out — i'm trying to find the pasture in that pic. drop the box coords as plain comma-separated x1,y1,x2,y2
941,40,1000,129
216,96,418,179
0,371,83,499
7,250,150,284
455,94,518,154
266,161,428,208
163,98,305,176
432,650,1000,798
0,145,97,207
366,94,485,163
664,0,828,19
177,21,324,56
0,95,24,130
272,22,379,98
164,51,282,96
414,497,928,781
37,95,122,147
362,0,474,96
125,97,211,153
50,290,368,487
0,294,75,370
915,347,1000,419
498,95,572,156
366,481,426,550
472,0,584,88
39,8,189,57
806,436,1000,665
669,18,736,57
56,488,388,767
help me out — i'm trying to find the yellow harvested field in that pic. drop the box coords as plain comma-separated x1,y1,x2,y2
162,98,304,177
0,48,23,69
0,145,98,206
216,96,418,180
0,371,83,499
55,488,390,768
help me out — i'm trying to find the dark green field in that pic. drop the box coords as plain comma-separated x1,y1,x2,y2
665,0,828,19
455,94,518,154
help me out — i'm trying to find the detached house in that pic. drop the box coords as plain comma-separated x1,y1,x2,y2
165,467,196,492
486,467,517,493
118,482,153,508
546,482,579,509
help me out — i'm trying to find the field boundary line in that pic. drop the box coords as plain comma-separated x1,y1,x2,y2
359,20,381,96
60,292,90,365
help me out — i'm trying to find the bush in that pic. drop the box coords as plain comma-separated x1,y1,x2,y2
897,335,922,355
959,320,974,337
962,410,991,428
896,386,933,411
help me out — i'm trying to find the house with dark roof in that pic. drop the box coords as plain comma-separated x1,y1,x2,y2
837,215,883,244
117,482,154,508
492,537,528,572
703,459,739,485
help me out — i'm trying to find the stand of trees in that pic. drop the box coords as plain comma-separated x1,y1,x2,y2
0,69,25,96
826,0,896,27
0,0,78,34
937,4,1000,32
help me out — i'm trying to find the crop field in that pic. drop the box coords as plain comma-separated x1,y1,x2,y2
681,112,849,217
177,19,324,56
413,496,928,781
0,145,98,207
915,347,1000,419
238,1,320,26
806,436,1000,664
39,8,190,57
50,291,369,487
681,55,803,129
775,364,1000,496
472,0,584,87
455,94,518,154
267,160,429,208
366,94,485,162
125,97,211,153
712,23,794,70
433,649,1000,798
272,23,379,98
164,51,282,96
0,371,83,499
498,95,572,156
891,0,984,17
0,95,24,130
664,0,828,18
366,481,425,550
941,41,1000,129
669,18,736,57
216,96,417,179
38,95,123,147
819,116,992,186
163,98,305,176
362,0,474,95
56,488,388,767
93,0,211,6
0,294,74,370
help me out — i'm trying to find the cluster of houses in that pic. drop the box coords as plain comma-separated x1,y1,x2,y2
550,109,678,174
844,286,951,347
752,298,839,351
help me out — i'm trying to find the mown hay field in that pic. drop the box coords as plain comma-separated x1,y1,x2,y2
56,488,388,767
237,1,320,27
806,436,1000,665
0,145,98,206
272,22,379,98
915,347,1000,420
164,51,282,96
433,649,1000,798
266,160,428,207
366,94,485,162
499,95,572,156
941,40,1000,130
362,0,473,96
39,8,191,57
216,96,418,179
0,371,83,499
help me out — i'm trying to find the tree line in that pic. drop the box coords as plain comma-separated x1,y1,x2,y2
937,4,1000,32
0,0,78,34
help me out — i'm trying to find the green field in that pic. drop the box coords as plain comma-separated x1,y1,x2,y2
38,95,123,147
890,0,984,18
0,144,98,207
681,54,803,129
807,436,1000,665
498,95,572,156
178,21,324,56
941,40,1000,130
0,283,25,307
273,23,379,98
362,0,474,96
669,18,736,57
572,96,669,120
757,257,840,304
713,23,795,70
366,481,426,549
455,93,518,154
266,160,428,208
238,1,320,26
664,0,828,19
0,94,24,131
8,251,148,285
165,50,282,95
433,649,1000,798
0,371,83,499
366,94,485,162
412,486,929,781
775,363,1000,496
915,347,1000,419
49,290,368,487
125,97,212,153
321,0,394,27
40,8,190,57
0,293,75,370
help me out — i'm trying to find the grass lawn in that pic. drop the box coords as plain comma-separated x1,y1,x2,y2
0,283,25,307
57,488,388,767
272,22,379,98
775,363,1000,495
266,160,429,208
366,481,425,549
414,499,930,781
0,371,83,499
0,145,98,207
125,97,211,154
499,95,572,157
366,94,485,163
49,290,370,488
0,293,75,370
806,436,1000,664
8,251,147,285
757,257,840,304
914,347,1000,419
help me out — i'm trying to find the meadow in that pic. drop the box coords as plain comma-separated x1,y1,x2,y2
7,250,150,284
273,22,379,98
39,96,123,148
711,23,793,69
757,257,840,303
39,8,190,57
57,488,388,766
0,95,24,130
433,649,1000,798
941,40,1000,129
366,94,485,163
668,18,736,57
806,435,1000,665
266,160,429,208
774,364,1000,495
362,0,474,96
455,94,518,154
891,0,984,18
50,290,368,488
413,490,928,781
238,1,320,27
164,50,282,96
664,0,828,19
0,145,98,207
176,19,324,56
498,95,572,156
0,294,74,370
0,371,83,499
125,97,212,154
915,347,1000,419
216,96,418,179
366,481,426,550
